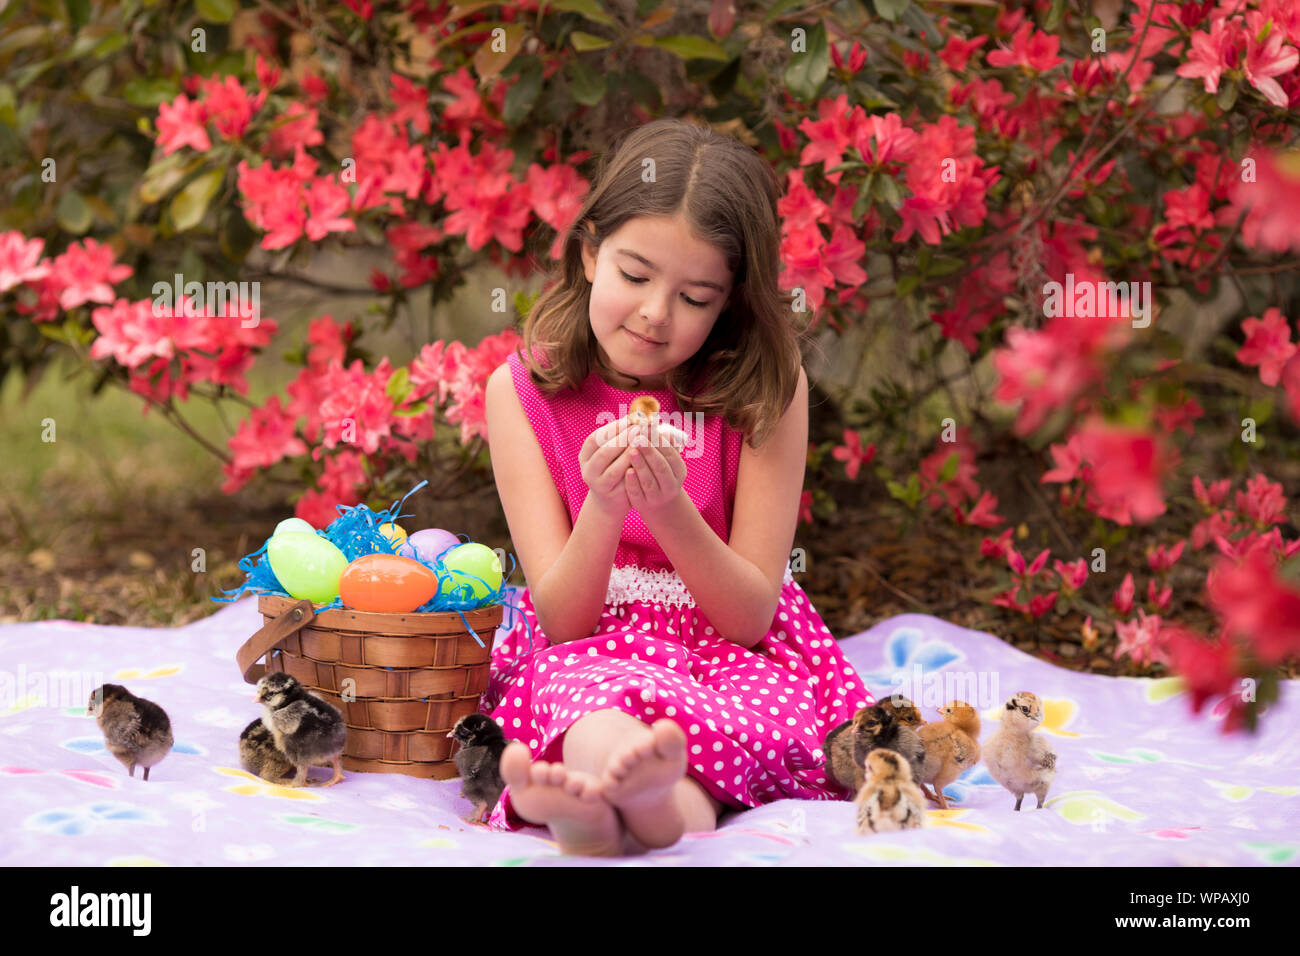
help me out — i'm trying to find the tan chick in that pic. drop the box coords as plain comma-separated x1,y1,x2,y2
984,691,1057,810
854,749,927,834
916,700,981,810
88,684,174,781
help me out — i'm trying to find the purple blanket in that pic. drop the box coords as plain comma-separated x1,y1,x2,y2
1,594,1296,866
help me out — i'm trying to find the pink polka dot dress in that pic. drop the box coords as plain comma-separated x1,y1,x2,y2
482,347,874,830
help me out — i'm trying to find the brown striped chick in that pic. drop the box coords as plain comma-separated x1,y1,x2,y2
88,684,174,781
854,749,927,834
239,718,295,781
916,700,981,810
984,691,1057,810
255,673,347,787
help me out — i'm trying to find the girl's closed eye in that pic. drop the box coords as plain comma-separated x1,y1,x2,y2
618,269,709,309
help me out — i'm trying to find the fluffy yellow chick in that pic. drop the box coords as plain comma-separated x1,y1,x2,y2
984,691,1057,810
854,749,927,834
916,700,981,810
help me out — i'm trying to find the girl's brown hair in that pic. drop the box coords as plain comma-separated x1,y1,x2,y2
516,117,808,449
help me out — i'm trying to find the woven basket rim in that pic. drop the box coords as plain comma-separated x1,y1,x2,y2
268,650,481,672
257,592,504,632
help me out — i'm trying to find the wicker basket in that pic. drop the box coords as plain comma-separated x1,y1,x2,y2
237,594,503,779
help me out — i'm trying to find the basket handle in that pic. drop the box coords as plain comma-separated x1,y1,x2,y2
237,599,316,684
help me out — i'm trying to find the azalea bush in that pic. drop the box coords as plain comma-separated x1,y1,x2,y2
3,0,1300,731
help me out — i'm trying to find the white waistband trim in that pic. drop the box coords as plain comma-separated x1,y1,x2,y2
605,562,794,608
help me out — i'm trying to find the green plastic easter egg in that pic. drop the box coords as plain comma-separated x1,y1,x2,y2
441,543,503,601
267,532,349,604
274,517,316,537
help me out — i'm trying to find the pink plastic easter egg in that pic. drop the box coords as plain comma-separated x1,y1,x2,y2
339,554,439,614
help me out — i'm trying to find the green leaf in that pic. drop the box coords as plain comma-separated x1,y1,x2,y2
784,19,828,101
927,257,965,277
392,401,429,417
938,450,960,482
220,206,256,263
1043,0,1066,32
123,76,180,108
565,57,606,105
549,0,615,27
503,59,543,125
896,273,921,297
195,0,238,23
762,0,804,23
140,153,205,204
38,323,69,343
169,168,223,232
652,34,729,61
385,366,412,404
1216,82,1238,111
872,0,911,22
875,174,903,208
571,31,611,52
56,191,92,234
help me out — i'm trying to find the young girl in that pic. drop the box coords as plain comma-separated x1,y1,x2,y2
480,118,874,855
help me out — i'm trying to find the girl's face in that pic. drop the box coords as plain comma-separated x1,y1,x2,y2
581,213,734,390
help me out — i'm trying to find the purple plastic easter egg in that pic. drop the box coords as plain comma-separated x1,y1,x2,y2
405,528,461,563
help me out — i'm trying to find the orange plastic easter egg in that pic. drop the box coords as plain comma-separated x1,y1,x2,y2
339,554,439,614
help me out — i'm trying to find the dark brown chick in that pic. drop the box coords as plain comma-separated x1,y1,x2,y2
878,694,926,729
851,704,927,786
88,684,174,781
447,713,507,824
254,673,347,787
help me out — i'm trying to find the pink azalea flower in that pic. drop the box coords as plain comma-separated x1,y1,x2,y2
1053,558,1088,590
980,528,1014,560
227,395,308,471
50,239,133,310
986,21,1064,73
89,298,174,368
303,178,355,241
1175,17,1241,95
265,101,323,158
0,232,51,292
956,489,1003,528
1114,608,1171,667
1076,418,1172,523
156,93,212,155
1244,11,1300,107
1147,539,1185,572
1113,572,1136,615
1236,307,1296,386
198,74,266,141
1206,546,1300,664
831,429,875,480
1235,473,1288,527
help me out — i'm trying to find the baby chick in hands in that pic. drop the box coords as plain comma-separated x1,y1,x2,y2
254,673,347,787
917,700,981,810
985,691,1057,810
88,684,174,781
854,749,927,834
446,713,507,824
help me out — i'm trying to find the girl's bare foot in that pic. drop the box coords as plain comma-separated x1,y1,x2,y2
600,718,688,849
498,741,623,856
